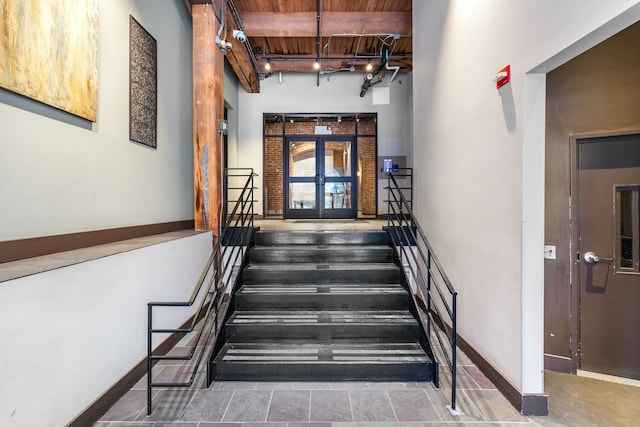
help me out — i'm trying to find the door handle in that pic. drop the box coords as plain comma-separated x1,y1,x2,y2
583,251,613,264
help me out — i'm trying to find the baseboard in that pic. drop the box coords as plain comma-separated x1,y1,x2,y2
1,220,195,263
455,333,548,416
544,353,576,374
419,300,548,416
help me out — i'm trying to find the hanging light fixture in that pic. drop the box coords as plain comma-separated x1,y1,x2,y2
313,59,321,70
366,60,373,71
264,58,271,71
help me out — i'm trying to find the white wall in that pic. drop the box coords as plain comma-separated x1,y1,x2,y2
235,72,412,215
0,0,194,241
412,0,640,395
0,232,212,427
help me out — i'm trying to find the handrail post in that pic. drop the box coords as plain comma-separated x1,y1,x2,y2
451,293,457,410
427,251,432,338
387,172,391,230
147,304,153,415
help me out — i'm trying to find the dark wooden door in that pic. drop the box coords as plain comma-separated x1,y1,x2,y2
577,135,640,379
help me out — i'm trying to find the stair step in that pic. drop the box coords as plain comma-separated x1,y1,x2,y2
243,263,403,284
255,230,388,246
212,342,433,381
250,245,393,264
225,310,418,342
236,283,408,310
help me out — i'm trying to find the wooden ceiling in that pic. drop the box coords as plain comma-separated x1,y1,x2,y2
189,0,412,92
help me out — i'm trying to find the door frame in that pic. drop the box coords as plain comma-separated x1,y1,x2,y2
569,128,640,374
283,135,358,219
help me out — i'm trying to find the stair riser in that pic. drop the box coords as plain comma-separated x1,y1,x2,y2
244,269,402,284
236,293,408,311
211,362,433,381
225,324,418,342
250,248,393,264
256,232,388,246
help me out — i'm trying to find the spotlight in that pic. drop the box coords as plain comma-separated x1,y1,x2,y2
313,60,320,70
366,60,373,71
265,59,271,71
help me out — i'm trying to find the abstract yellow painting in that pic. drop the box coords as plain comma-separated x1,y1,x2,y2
0,0,99,121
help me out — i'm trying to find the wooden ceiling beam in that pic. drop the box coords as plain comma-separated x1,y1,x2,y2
258,58,411,73
241,12,411,37
224,5,261,93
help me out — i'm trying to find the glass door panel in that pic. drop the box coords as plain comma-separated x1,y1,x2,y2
289,183,316,210
324,182,352,209
285,139,319,218
290,140,316,176
322,138,356,218
284,137,356,219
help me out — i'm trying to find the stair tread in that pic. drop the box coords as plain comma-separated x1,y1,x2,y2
229,310,417,324
238,284,406,294
252,245,391,249
246,263,400,270
216,342,430,363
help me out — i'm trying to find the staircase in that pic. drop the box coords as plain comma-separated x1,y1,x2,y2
210,229,436,382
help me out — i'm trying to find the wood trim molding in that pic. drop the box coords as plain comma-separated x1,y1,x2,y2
0,220,194,263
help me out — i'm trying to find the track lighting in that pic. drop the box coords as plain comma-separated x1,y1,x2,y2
366,60,373,71
313,59,320,70
265,59,271,71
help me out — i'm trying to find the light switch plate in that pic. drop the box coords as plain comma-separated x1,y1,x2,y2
544,245,556,260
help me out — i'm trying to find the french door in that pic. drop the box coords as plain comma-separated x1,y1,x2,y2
284,136,357,219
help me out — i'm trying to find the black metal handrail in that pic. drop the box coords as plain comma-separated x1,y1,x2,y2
386,171,459,411
146,168,257,415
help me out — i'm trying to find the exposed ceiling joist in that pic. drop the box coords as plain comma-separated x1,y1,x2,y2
240,12,411,37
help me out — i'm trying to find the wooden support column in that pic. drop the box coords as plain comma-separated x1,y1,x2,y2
192,4,224,234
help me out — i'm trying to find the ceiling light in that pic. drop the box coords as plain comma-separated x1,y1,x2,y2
265,59,271,71
366,61,373,71
313,60,321,70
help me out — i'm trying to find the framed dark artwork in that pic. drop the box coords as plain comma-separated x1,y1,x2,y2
129,16,157,148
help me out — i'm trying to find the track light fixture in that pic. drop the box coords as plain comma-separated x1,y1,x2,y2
265,58,271,71
313,59,321,70
366,60,373,71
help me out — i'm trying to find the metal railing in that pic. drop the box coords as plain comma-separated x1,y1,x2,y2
146,168,257,415
386,172,459,411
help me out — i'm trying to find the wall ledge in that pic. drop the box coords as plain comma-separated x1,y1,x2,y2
0,225,207,283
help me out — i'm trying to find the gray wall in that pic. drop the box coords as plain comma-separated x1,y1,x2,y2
0,0,194,241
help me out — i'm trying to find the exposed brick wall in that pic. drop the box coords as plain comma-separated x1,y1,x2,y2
263,116,377,217
358,137,377,215
264,136,283,215
358,116,376,135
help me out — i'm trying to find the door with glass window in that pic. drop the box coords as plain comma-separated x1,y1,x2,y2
284,136,357,219
576,134,640,380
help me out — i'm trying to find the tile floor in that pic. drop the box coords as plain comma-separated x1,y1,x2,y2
93,219,639,427
95,329,531,426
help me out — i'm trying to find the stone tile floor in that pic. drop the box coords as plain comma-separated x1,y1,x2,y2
93,322,640,427
94,325,533,427
92,220,640,426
